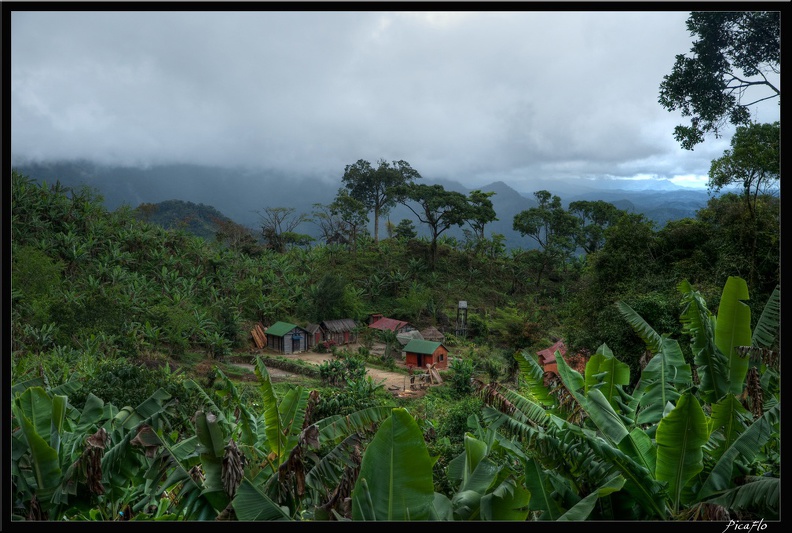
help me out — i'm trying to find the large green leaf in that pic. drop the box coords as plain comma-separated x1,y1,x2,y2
583,388,629,446
584,434,668,519
655,392,709,513
698,403,779,500
708,476,779,520
553,349,586,405
617,301,663,354
11,401,62,501
232,478,291,520
678,279,729,402
715,276,752,394
478,478,531,521
254,357,286,462
523,457,564,520
351,408,435,521
634,337,692,425
15,386,54,441
752,284,779,348
708,394,750,461
557,475,626,521
514,350,555,407
584,344,630,410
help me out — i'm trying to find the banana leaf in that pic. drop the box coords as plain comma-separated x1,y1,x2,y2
655,392,709,513
697,403,779,500
583,388,629,446
708,476,779,520
11,400,62,507
351,408,435,521
254,357,287,464
557,475,625,521
678,279,729,403
617,301,663,354
232,478,291,520
707,395,750,461
584,344,630,411
715,276,752,394
514,350,556,407
752,284,779,348
479,478,531,521
634,337,691,425
523,457,564,520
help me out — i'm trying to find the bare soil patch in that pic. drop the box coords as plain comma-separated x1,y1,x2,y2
227,342,441,399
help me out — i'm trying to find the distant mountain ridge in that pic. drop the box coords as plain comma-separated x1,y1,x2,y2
13,160,712,250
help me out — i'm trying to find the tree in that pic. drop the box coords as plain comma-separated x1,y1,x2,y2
341,159,421,243
568,200,624,255
393,218,417,241
708,121,779,217
396,183,470,268
258,206,311,253
465,189,497,241
512,190,579,288
658,11,780,150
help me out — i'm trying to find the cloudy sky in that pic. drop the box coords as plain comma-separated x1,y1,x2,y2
10,8,781,192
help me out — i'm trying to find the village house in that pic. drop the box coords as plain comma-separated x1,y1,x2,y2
304,323,322,349
403,339,449,370
368,314,414,335
320,318,358,345
265,321,310,354
536,339,588,385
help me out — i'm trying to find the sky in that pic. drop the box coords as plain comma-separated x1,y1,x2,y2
9,8,782,193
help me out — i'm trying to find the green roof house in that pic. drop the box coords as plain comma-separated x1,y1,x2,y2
403,339,449,370
265,321,310,354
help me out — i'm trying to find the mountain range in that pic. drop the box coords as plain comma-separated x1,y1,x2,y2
12,160,714,251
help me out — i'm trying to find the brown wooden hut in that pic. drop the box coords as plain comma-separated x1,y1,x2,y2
320,318,358,345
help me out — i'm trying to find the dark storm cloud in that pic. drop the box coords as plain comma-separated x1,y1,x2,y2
10,10,780,190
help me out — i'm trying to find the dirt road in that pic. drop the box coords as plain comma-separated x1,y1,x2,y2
230,344,436,399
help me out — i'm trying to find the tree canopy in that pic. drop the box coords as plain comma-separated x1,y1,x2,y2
658,11,780,150
341,159,421,243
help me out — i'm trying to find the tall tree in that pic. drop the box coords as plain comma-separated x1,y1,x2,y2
257,206,310,253
466,189,498,241
568,200,624,255
396,183,470,268
513,190,579,288
341,159,421,243
658,11,780,150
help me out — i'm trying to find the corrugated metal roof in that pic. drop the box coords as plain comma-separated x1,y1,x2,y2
368,317,410,332
321,318,358,333
403,339,444,355
266,321,300,337
304,323,321,334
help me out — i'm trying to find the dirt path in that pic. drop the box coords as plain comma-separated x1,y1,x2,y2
229,343,436,399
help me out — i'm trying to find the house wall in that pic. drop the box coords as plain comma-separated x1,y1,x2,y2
267,327,307,354
405,346,449,369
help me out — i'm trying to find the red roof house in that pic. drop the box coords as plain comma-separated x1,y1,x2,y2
368,316,413,334
536,340,588,382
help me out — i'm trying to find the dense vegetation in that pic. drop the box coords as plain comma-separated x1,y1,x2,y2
9,11,780,522
10,159,779,521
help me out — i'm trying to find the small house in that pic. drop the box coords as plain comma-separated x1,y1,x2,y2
397,329,423,346
536,339,588,385
304,323,322,349
403,339,449,370
419,326,445,343
265,321,310,354
320,318,358,345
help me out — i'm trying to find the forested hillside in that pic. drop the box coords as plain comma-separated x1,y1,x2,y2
10,163,779,521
